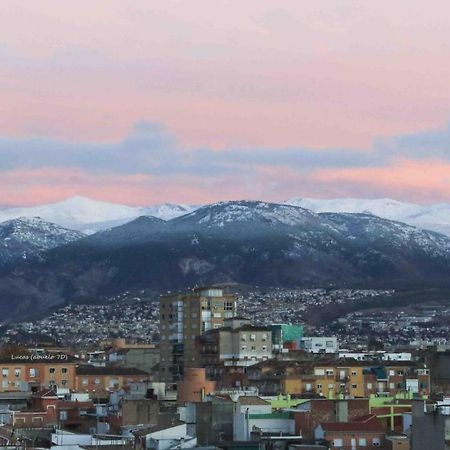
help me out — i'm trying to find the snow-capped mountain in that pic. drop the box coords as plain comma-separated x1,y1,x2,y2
172,200,319,229
285,197,450,237
0,197,198,234
141,203,199,221
1,200,450,320
2,195,450,237
0,217,84,266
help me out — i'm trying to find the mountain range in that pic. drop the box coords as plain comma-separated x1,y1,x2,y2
0,199,449,321
0,196,449,236
0,218,83,267
286,197,450,237
0,196,198,234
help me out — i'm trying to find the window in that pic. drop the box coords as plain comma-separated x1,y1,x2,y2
389,383,395,389
352,384,357,389
326,369,334,376
241,335,247,342
2,380,8,388
262,334,267,341
241,345,247,350
250,334,256,341
389,370,395,376
29,368,37,378
224,301,234,311
49,368,56,374
397,370,404,376
351,370,357,376
251,346,256,351
317,384,322,390
2,368,8,377
305,383,312,391
59,410,68,421
94,378,100,385
367,383,373,389
82,378,88,385
372,438,381,446
333,438,343,448
262,346,267,351
328,383,334,389
358,438,367,446
14,368,21,377
61,380,67,386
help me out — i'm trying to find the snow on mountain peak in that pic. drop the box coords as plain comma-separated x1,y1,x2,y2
0,216,84,265
175,200,317,228
284,197,450,236
0,197,199,233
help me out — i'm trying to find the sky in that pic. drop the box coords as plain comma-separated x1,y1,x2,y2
1,1,450,207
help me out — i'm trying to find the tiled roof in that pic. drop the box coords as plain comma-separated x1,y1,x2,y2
238,396,270,405
76,365,150,376
320,415,385,433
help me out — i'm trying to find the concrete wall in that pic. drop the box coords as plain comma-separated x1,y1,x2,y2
411,401,447,450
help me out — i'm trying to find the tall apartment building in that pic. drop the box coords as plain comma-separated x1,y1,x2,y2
159,287,237,382
196,317,273,385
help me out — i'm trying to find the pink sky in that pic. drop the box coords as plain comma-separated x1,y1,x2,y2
1,1,450,206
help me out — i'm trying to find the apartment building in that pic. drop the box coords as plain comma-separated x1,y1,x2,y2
246,360,316,395
314,362,365,398
314,360,430,398
246,359,430,398
196,317,272,384
159,287,237,382
75,366,150,396
300,336,338,354
0,356,77,393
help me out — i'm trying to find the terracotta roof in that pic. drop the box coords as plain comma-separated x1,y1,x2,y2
320,415,385,433
76,365,150,376
238,396,270,405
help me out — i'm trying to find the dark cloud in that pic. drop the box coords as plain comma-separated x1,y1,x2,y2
1,121,449,176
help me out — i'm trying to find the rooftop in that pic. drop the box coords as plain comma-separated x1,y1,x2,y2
238,396,270,406
76,365,150,376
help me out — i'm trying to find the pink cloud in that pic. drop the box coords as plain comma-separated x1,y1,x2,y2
2,1,450,149
312,159,450,203
1,2,450,206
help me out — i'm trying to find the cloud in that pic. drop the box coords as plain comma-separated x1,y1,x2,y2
0,120,450,206
1,120,450,175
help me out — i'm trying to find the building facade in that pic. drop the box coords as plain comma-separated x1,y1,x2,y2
0,357,77,393
196,317,272,384
159,287,237,382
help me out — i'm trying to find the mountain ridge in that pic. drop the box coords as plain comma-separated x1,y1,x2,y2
1,196,450,236
0,200,449,321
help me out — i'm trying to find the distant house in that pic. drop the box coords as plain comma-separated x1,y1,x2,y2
315,414,386,448
75,365,150,396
